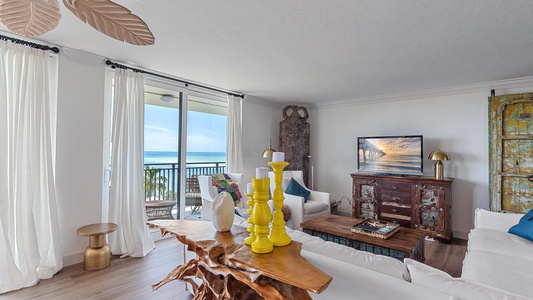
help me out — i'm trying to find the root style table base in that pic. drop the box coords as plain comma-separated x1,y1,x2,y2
148,220,332,300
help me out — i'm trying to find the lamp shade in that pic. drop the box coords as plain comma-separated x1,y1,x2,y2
428,150,450,161
262,139,276,158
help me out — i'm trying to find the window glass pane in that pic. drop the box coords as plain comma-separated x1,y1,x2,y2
185,94,227,217
143,86,180,221
186,95,227,176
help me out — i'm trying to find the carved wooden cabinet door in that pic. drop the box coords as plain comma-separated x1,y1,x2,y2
412,183,451,241
352,178,379,220
489,92,533,213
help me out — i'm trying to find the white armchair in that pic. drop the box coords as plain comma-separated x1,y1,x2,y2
198,173,248,220
268,170,330,230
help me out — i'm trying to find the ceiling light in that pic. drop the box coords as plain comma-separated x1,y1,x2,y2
0,0,154,46
160,95,177,103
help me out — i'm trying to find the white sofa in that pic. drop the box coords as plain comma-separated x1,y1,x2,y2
405,208,532,300
182,209,532,299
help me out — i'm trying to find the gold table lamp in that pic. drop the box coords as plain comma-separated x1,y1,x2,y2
428,150,450,179
262,139,276,158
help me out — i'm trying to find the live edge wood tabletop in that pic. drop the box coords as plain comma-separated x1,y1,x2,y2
148,219,332,300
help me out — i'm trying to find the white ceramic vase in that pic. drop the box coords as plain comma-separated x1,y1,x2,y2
211,192,235,231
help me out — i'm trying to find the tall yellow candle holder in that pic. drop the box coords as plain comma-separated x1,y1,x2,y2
244,190,256,245
268,161,291,246
251,177,273,253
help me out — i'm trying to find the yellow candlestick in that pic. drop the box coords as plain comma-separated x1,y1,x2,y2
244,191,256,245
267,161,291,246
251,177,273,253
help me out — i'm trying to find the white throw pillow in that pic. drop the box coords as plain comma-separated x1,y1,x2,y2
474,208,523,232
405,258,530,300
211,192,235,231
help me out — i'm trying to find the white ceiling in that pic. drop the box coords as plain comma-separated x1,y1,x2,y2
2,0,533,105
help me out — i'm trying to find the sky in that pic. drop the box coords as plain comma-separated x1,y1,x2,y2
144,104,227,152
368,137,422,156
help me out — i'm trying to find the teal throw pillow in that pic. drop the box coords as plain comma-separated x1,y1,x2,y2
508,209,533,242
285,178,310,203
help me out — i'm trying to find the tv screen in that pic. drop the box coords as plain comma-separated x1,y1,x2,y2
357,135,423,175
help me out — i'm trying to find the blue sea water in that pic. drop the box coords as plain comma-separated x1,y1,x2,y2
144,151,226,164
359,154,422,174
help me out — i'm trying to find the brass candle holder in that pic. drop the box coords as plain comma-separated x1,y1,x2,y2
267,161,291,246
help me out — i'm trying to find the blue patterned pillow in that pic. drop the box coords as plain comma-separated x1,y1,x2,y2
285,178,310,203
508,209,533,241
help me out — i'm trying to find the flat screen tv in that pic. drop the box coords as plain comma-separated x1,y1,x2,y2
357,135,423,175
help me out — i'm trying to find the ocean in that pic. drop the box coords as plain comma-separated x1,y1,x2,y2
144,151,226,164
358,154,422,174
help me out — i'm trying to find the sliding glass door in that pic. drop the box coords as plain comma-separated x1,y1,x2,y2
103,73,228,226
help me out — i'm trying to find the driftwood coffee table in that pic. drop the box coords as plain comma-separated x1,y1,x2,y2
300,214,426,261
148,220,332,299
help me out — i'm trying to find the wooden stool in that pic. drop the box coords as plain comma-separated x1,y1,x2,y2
76,223,118,271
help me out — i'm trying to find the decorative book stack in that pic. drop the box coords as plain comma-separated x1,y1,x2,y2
351,220,400,239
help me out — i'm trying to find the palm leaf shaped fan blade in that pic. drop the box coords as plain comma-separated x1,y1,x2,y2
0,0,154,45
63,0,155,45
0,0,61,38
63,0,154,45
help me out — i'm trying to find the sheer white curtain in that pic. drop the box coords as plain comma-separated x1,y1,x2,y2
0,41,62,294
226,95,243,173
108,68,154,257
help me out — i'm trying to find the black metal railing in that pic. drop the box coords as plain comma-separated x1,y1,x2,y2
144,161,226,201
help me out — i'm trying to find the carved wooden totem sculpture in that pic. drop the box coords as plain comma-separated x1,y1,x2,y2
279,105,311,186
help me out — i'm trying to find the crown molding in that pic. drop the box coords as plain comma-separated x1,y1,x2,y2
313,76,533,109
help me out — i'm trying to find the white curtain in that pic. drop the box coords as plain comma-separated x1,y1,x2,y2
0,41,62,294
108,68,154,257
226,95,244,173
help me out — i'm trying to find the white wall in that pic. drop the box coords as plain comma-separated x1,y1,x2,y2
310,84,533,239
55,52,107,265
241,97,284,187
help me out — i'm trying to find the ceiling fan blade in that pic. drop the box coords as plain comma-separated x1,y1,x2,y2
0,0,61,37
62,0,154,46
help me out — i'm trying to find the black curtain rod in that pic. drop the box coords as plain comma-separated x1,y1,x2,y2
105,59,244,98
0,34,59,53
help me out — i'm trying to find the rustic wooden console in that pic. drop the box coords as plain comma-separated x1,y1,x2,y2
350,173,453,242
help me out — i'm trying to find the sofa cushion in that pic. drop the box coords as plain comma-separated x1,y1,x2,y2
508,209,533,242
289,229,411,281
285,178,310,202
405,258,529,300
461,250,533,299
474,208,523,232
304,200,329,215
467,228,533,262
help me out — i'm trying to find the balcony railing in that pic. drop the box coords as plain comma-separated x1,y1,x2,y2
144,161,226,201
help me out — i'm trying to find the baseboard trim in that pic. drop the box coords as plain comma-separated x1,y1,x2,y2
63,251,84,267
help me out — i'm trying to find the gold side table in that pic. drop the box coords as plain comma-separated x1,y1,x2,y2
76,223,118,271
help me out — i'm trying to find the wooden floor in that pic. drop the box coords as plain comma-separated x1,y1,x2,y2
423,237,468,278
1,237,467,300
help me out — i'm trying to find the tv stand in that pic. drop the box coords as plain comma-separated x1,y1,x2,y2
350,173,453,242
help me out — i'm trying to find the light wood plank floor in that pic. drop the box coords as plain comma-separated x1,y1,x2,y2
1,237,467,300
